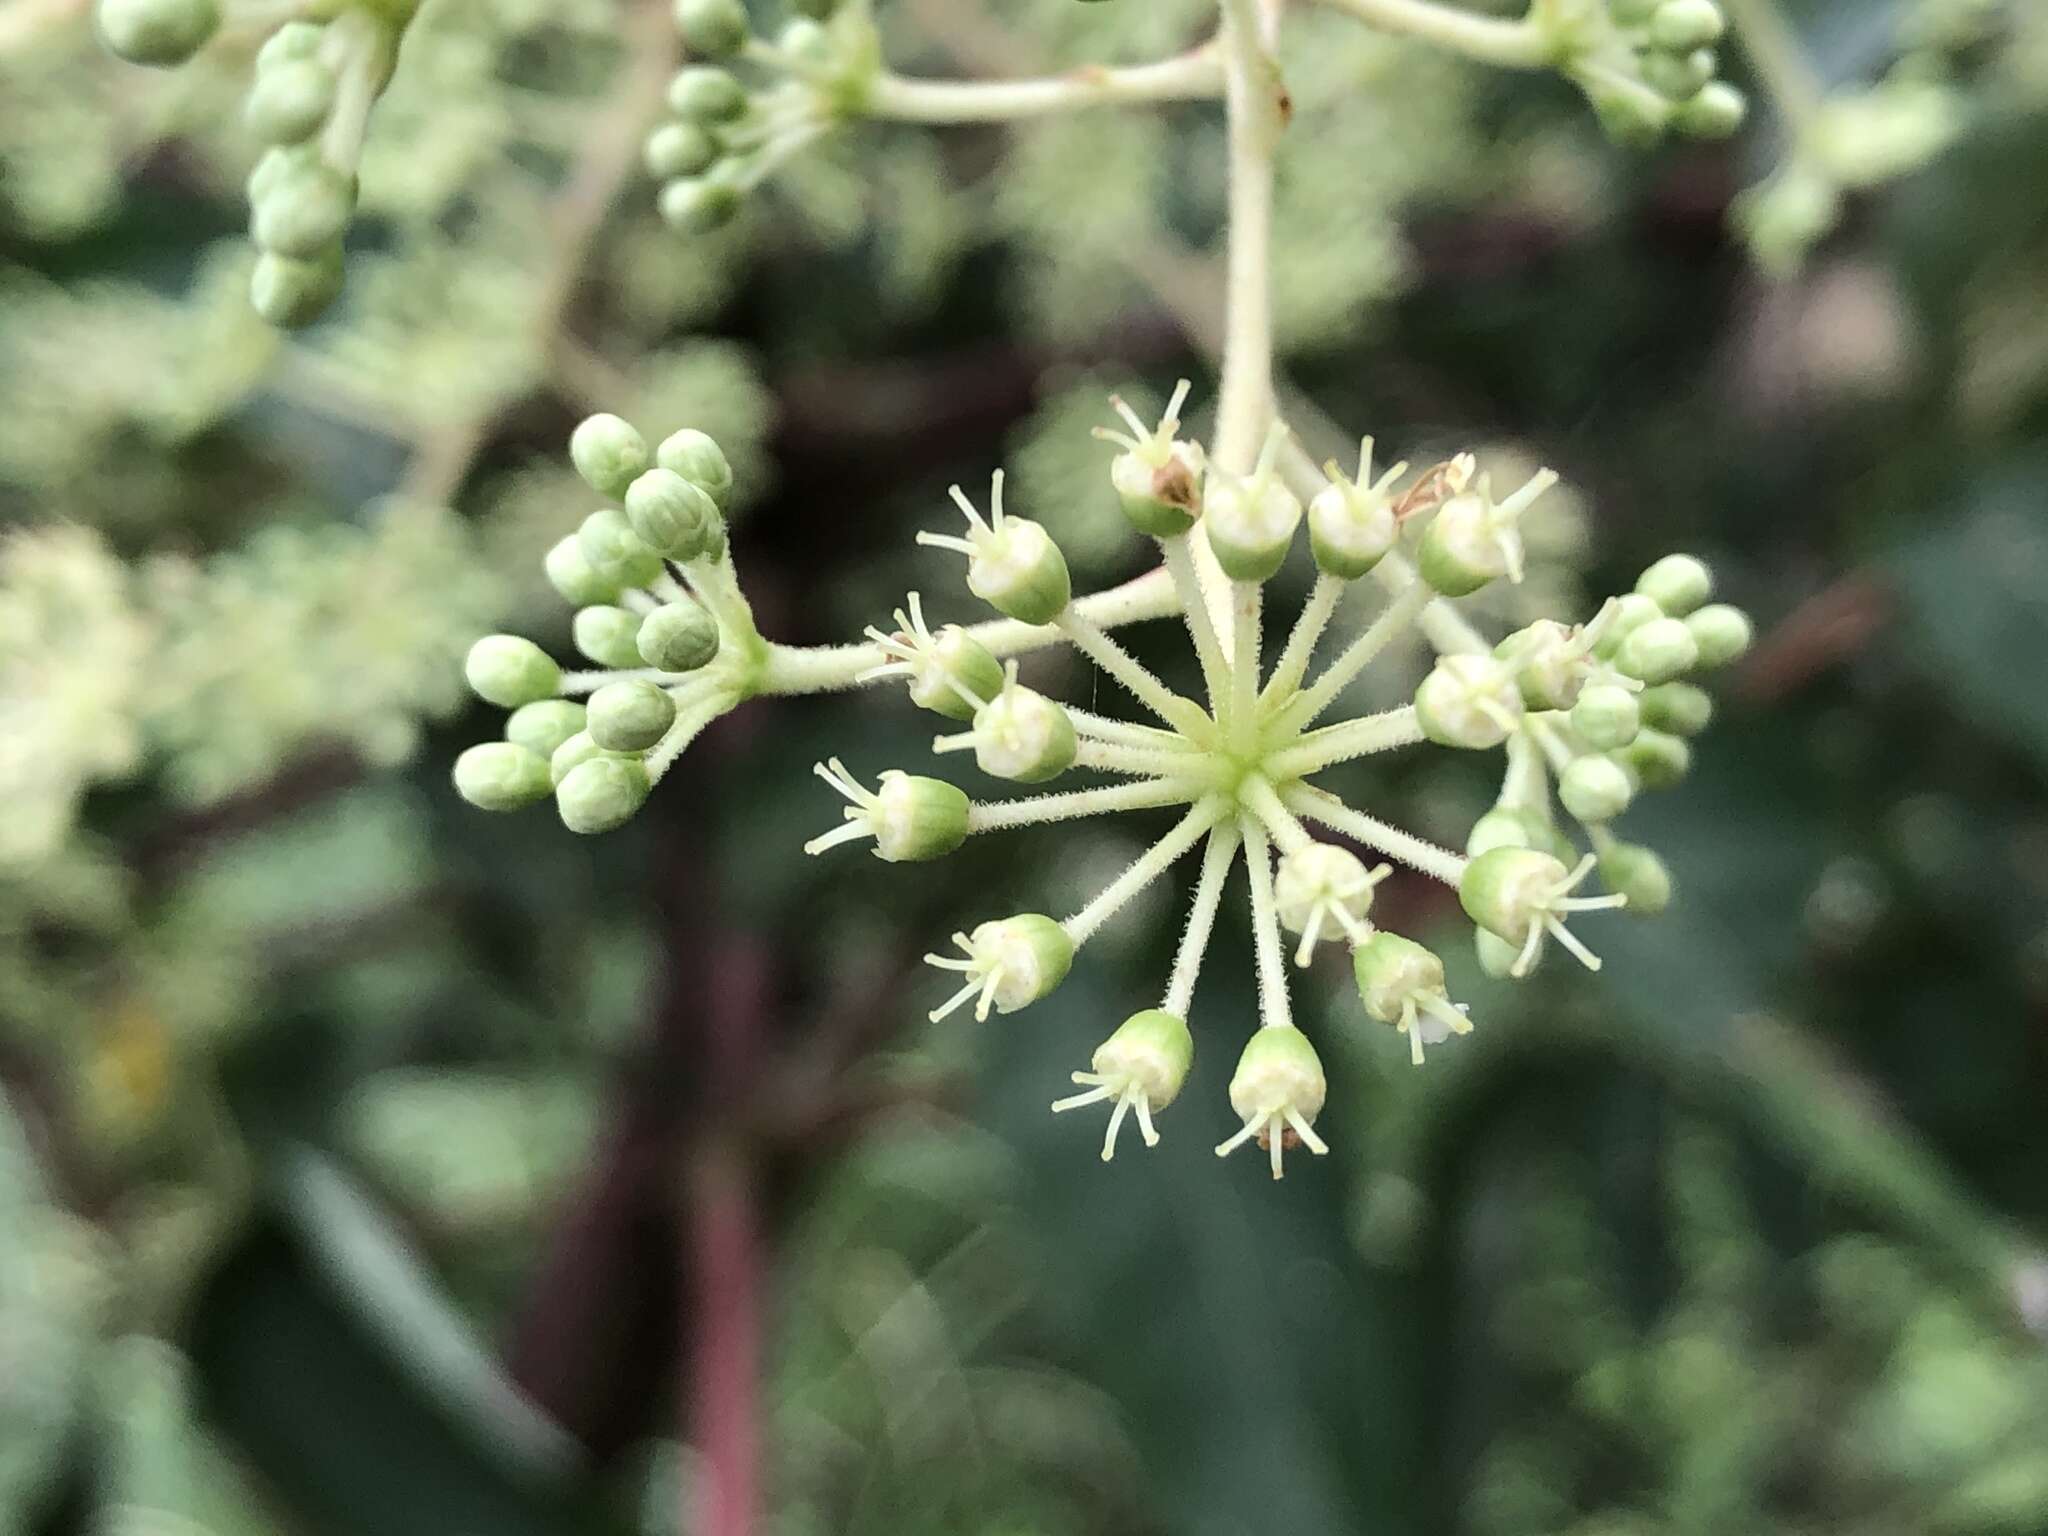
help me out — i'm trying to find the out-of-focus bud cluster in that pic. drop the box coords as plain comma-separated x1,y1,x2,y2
1736,74,1962,274
1537,0,1747,146
93,2,416,326
653,0,878,235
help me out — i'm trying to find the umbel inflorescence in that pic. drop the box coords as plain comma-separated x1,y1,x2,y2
454,391,1752,1178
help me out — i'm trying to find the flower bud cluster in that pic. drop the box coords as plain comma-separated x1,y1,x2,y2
655,0,874,235
455,413,745,834
452,386,1756,1186
94,2,412,328
1434,551,1751,973
1555,0,1747,146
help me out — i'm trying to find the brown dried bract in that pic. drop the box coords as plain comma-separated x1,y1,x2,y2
1390,459,1468,522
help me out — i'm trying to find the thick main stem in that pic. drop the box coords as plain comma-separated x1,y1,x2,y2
864,48,1224,120
1194,0,1285,670
1212,0,1281,477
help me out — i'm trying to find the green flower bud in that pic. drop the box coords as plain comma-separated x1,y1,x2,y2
251,160,355,258
453,742,552,812
926,914,1074,1021
587,679,678,752
1635,553,1712,616
1204,424,1302,583
1275,843,1388,964
1571,682,1641,749
668,65,748,121
1560,754,1634,822
1467,807,1537,856
1735,167,1841,274
96,0,220,65
675,0,749,58
1676,81,1747,139
255,21,323,70
1216,1026,1329,1177
1051,1009,1194,1159
1352,931,1473,1065
1617,727,1690,790
623,468,717,561
246,144,307,206
655,428,736,509
1459,847,1626,976
1474,927,1522,979
544,534,623,607
637,598,721,673
1308,438,1404,579
556,756,650,834
920,472,1070,625
249,247,343,328
465,634,560,708
1640,681,1712,736
806,759,969,862
1418,468,1558,596
1586,74,1670,147
1614,615,1700,684
569,413,650,501
1642,46,1715,102
943,664,1075,783
659,173,742,233
548,730,624,787
506,700,587,761
572,604,646,668
1206,475,1303,580
245,58,335,145
1497,617,1595,710
1650,0,1725,51
1095,383,1203,538
1592,592,1663,659
577,508,664,588
858,592,1004,721
1685,603,1752,668
778,17,830,62
1416,654,1524,749
645,121,717,181
1098,1009,1191,1103
1599,842,1674,915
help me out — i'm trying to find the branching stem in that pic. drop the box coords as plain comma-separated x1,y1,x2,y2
1309,0,1551,67
1265,706,1424,779
1057,610,1215,740
1238,816,1295,1031
758,567,1180,697
1064,799,1227,944
1164,823,1242,1017
1277,579,1434,732
1262,573,1345,706
863,48,1224,121
1283,784,1470,886
966,777,1200,834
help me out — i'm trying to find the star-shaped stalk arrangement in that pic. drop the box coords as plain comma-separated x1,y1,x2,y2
454,387,1752,1178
